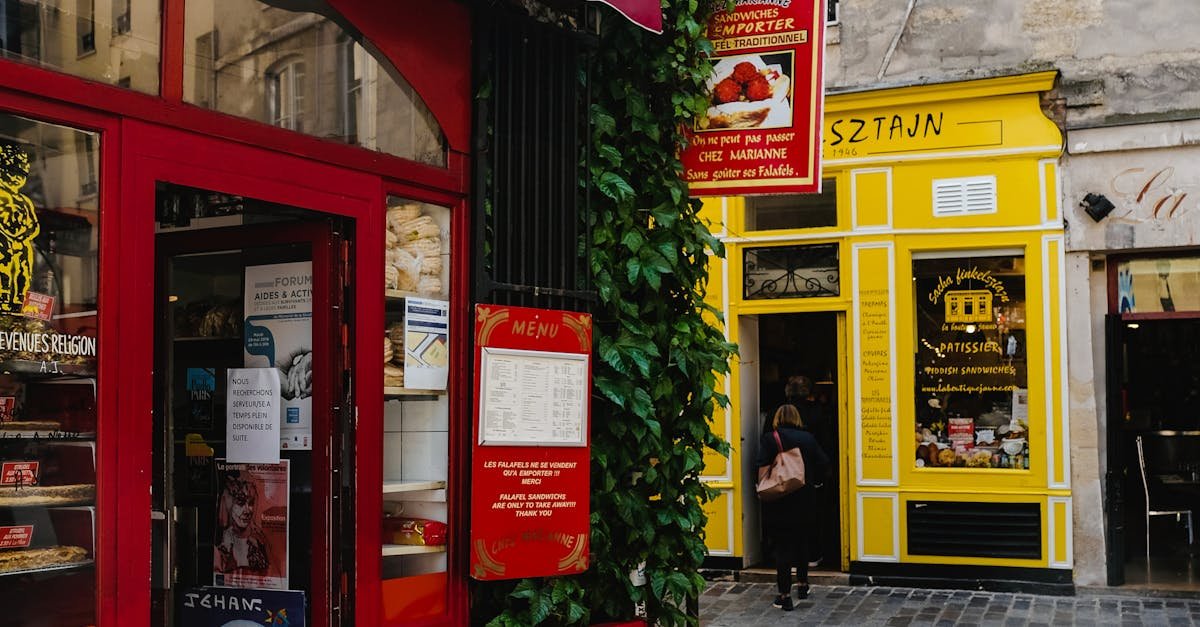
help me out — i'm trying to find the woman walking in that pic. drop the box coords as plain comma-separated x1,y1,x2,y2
756,404,830,611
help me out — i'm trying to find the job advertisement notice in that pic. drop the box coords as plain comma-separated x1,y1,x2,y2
226,367,282,464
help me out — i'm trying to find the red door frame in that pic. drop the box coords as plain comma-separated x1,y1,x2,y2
153,221,339,623
118,119,380,626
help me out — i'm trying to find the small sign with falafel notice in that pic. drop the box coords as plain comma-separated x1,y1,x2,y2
226,367,281,464
681,0,825,196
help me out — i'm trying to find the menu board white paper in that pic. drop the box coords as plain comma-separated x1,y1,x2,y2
225,368,281,464
479,347,588,446
404,297,450,390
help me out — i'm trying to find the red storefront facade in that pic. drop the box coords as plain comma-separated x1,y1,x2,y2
0,1,477,624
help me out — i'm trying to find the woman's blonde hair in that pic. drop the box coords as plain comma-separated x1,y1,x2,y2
773,404,804,429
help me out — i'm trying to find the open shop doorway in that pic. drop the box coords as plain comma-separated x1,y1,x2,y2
756,311,844,572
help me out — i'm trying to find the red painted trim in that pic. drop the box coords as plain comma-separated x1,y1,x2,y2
161,0,185,102
353,190,386,627
122,121,377,627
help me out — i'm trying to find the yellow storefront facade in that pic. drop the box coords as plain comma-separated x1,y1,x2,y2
700,72,1073,588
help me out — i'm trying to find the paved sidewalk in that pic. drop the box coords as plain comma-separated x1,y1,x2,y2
701,581,1200,626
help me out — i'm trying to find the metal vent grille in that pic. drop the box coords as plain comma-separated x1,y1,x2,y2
932,176,997,216
907,501,1041,559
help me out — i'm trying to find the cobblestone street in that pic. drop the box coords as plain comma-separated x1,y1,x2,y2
701,582,1200,626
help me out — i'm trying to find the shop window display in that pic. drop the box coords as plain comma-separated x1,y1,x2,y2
913,254,1028,470
0,114,100,624
381,194,451,621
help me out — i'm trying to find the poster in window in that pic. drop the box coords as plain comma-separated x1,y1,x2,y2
213,459,290,590
244,262,312,450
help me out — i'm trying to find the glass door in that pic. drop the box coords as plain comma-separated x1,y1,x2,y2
150,184,348,626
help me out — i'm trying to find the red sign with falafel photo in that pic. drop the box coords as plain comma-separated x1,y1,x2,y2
682,0,825,196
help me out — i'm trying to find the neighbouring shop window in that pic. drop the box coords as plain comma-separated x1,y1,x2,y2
743,178,837,230
184,0,447,167
913,254,1029,470
0,113,100,624
0,0,158,92
744,243,839,299
1116,256,1200,314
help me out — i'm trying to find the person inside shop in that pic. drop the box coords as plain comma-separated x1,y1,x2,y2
784,375,837,567
214,471,270,574
756,403,830,612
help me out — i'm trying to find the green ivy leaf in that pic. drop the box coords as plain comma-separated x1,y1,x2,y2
598,171,635,202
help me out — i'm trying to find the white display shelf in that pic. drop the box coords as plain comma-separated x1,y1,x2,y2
385,289,448,301
381,544,446,557
382,480,446,494
383,387,446,398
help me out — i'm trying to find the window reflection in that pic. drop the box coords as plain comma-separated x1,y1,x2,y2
0,0,160,93
184,0,446,167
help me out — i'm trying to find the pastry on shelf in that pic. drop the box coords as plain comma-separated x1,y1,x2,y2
384,364,405,388
384,264,400,290
383,336,394,364
419,253,443,276
400,236,441,258
394,216,440,243
0,484,96,507
0,545,89,574
386,204,422,232
416,276,443,296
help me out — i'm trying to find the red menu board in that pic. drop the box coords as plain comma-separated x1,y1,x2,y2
470,305,592,580
682,0,825,196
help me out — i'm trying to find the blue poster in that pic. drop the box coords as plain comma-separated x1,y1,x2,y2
180,586,305,627
187,367,216,430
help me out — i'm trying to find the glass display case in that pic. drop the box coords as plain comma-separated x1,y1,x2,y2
0,117,100,624
381,195,452,621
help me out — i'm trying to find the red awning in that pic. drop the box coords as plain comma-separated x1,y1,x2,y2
589,0,663,34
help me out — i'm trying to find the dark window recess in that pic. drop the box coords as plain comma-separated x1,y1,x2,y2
744,178,837,230
744,243,839,299
907,501,1042,560
828,0,839,24
472,4,595,314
